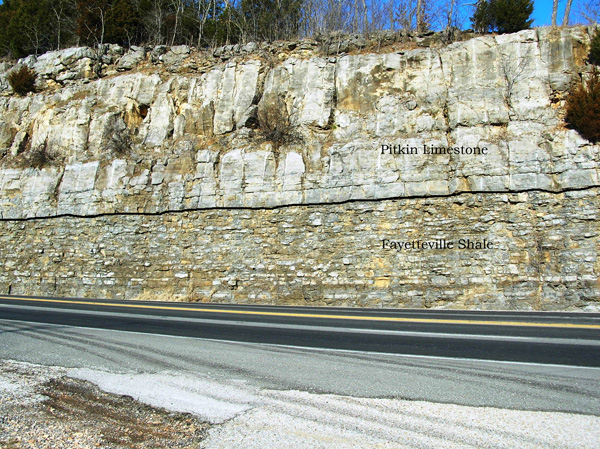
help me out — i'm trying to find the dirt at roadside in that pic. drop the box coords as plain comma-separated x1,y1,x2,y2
0,361,209,449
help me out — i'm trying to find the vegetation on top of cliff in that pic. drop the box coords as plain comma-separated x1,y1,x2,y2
0,0,584,60
564,26,600,144
471,0,533,34
589,29,600,65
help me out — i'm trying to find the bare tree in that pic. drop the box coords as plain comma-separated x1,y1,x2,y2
394,0,433,33
23,22,45,56
500,50,530,112
97,7,107,45
416,0,426,32
579,0,600,23
51,1,65,49
563,0,573,26
431,0,461,38
552,0,559,26
396,0,417,31
145,0,167,45
386,0,397,30
82,5,107,45
366,0,389,33
50,0,76,50
446,0,456,30
195,0,214,47
225,0,248,44
331,0,350,32
170,0,185,46
358,0,368,32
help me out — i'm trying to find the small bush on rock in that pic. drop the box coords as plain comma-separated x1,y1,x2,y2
28,143,55,169
566,71,600,143
103,115,132,155
257,96,302,149
7,66,36,96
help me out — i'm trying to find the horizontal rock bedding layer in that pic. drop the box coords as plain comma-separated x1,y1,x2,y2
1,190,598,310
1,27,598,309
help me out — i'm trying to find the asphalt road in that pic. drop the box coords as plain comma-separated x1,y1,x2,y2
1,294,600,417
2,318,600,417
1,294,600,367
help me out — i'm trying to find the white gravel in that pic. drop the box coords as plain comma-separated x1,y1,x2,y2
200,389,600,449
0,360,63,404
2,359,599,448
67,367,600,449
68,368,259,423
0,360,209,448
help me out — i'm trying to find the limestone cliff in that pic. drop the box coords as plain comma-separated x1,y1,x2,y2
0,27,598,310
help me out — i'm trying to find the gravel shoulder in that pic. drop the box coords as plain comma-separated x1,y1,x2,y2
2,359,600,449
0,360,209,449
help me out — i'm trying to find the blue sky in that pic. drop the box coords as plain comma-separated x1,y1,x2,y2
455,1,576,28
534,1,553,26
533,0,569,26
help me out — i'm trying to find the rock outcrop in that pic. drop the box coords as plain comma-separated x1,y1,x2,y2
0,27,598,310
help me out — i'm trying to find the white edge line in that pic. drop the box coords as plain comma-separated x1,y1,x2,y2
2,318,600,372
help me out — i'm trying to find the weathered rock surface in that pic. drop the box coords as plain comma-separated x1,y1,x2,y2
15,47,97,87
0,27,596,219
1,190,598,310
0,27,598,309
117,46,147,71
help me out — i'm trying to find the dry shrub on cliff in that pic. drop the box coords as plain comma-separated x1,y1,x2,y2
28,143,55,169
103,114,132,155
566,70,600,143
7,66,36,96
257,96,302,149
261,120,302,149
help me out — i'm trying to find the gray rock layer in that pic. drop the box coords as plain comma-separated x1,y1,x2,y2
0,27,597,219
1,27,599,309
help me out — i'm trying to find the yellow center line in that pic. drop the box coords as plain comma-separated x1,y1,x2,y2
1,295,600,329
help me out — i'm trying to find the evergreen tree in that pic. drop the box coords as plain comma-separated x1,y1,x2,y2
589,30,600,66
472,0,494,33
471,0,533,34
2,0,64,57
105,0,143,46
566,70,600,143
493,0,533,33
0,0,17,57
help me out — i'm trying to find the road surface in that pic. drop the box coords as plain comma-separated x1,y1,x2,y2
1,294,599,367
1,294,600,415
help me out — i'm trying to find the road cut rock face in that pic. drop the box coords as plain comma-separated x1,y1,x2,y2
0,27,598,309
